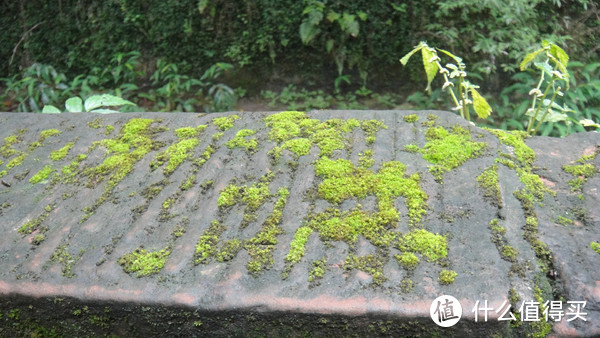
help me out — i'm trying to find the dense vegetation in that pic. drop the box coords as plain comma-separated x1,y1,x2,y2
1,0,599,135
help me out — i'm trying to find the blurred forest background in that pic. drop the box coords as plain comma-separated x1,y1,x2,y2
1,0,599,136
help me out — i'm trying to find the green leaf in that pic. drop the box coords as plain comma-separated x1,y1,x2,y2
436,48,462,64
345,20,359,37
299,22,320,45
400,44,424,66
326,11,340,22
42,105,61,114
84,94,135,112
357,11,368,21
326,39,334,53
421,47,439,93
471,88,492,119
520,48,544,71
197,0,209,14
65,97,83,113
534,61,554,76
549,44,569,68
90,109,119,114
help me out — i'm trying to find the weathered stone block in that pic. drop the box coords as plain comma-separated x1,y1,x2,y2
0,110,598,336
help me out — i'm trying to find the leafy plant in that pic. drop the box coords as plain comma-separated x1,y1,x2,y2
1,63,68,112
520,40,572,135
400,41,492,122
42,94,135,113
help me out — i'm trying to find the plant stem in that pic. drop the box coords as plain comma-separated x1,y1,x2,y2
532,88,559,135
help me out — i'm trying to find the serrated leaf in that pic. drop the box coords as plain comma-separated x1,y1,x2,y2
421,47,439,93
84,94,135,112
520,48,544,71
400,43,425,66
526,108,568,123
436,48,462,63
471,88,492,119
534,61,553,76
65,97,83,113
549,44,569,68
42,105,61,114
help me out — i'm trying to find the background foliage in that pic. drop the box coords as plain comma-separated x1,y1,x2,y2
1,0,599,135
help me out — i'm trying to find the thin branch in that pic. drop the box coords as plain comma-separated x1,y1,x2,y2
9,21,45,66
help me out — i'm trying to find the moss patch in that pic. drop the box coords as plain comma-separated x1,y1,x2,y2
403,114,419,123
396,229,448,263
118,247,171,277
29,165,54,184
212,115,240,131
477,165,501,207
344,252,387,285
563,146,599,195
226,129,258,153
50,142,74,161
438,270,457,285
421,125,486,181
308,257,327,284
18,204,55,235
285,226,313,265
194,220,226,264
591,242,600,255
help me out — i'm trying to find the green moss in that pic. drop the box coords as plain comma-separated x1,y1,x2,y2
264,111,375,157
280,138,312,157
175,125,207,138
245,187,289,275
591,242,600,255
81,118,161,223
308,257,327,283
212,132,224,141
556,215,574,226
486,129,535,166
344,253,387,285
151,138,200,176
50,142,74,161
516,167,555,200
315,157,427,227
394,252,419,270
181,175,196,191
563,150,599,195
32,234,45,245
39,129,61,140
18,204,54,234
500,245,518,262
477,165,501,207
87,118,103,129
438,270,457,285
217,184,242,208
29,165,54,184
217,239,243,262
400,278,414,293
358,150,374,168
285,226,313,264
403,114,419,123
1,134,20,158
226,129,258,153
51,244,85,278
397,229,448,262
118,246,171,277
404,144,420,153
422,125,486,181
212,115,240,131
194,220,226,264
6,153,26,169
105,125,115,135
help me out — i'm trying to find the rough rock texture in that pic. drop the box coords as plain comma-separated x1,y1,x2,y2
0,110,598,337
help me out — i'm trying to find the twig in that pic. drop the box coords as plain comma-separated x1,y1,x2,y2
9,21,45,66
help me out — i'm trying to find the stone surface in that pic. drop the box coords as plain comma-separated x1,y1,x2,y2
0,110,598,336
